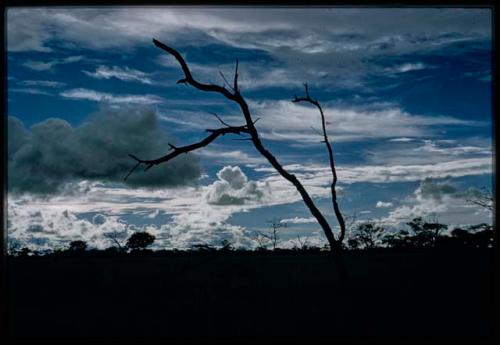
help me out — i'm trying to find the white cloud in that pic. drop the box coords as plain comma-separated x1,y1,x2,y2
198,148,266,166
23,56,83,71
376,201,393,208
386,62,427,73
378,178,492,227
205,166,269,205
255,157,492,187
365,138,492,165
280,217,316,224
388,137,415,142
20,80,67,88
9,88,53,96
60,88,164,104
248,100,479,143
7,8,491,92
83,65,153,84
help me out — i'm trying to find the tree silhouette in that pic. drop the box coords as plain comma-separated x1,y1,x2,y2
256,218,287,250
350,222,384,249
68,240,87,252
126,232,155,250
126,39,346,253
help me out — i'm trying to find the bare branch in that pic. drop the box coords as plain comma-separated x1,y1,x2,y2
231,138,253,141
234,59,239,92
124,160,142,181
293,83,346,243
153,38,237,101
209,112,233,128
219,71,234,91
125,125,249,180
130,39,342,254
310,126,323,137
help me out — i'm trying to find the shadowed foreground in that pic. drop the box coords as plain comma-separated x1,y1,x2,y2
7,249,495,339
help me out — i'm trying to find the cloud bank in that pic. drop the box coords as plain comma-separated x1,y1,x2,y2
8,108,201,194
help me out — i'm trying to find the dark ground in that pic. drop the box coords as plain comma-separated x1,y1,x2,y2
6,249,496,340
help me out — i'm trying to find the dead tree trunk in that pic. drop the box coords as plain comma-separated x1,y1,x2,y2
293,84,347,243
126,39,346,253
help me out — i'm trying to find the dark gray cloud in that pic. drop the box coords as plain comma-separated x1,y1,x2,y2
8,108,201,194
7,8,491,91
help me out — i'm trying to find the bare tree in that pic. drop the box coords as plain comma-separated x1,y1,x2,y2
257,218,287,250
295,235,310,250
104,231,126,252
466,187,493,212
126,39,346,254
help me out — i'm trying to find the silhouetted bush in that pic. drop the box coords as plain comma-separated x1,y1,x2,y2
219,239,233,252
349,222,385,249
126,232,155,250
69,240,88,252
191,244,216,252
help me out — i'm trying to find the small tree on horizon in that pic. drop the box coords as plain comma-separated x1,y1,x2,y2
126,232,156,250
68,240,88,252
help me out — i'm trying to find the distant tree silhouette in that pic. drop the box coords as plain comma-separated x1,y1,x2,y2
68,240,88,252
407,217,447,247
381,230,412,249
126,232,155,250
294,235,310,250
126,39,346,254
191,243,216,252
220,239,233,251
104,231,126,252
451,224,494,248
349,222,384,249
256,218,287,250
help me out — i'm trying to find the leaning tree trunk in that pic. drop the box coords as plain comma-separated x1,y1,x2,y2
126,39,346,255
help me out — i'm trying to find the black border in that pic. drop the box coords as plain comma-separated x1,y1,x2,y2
1,2,497,344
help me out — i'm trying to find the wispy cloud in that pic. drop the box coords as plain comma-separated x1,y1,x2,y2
249,100,480,143
60,88,164,104
7,8,491,92
83,65,153,84
23,56,83,71
19,80,67,88
281,217,316,224
9,88,53,96
386,62,428,74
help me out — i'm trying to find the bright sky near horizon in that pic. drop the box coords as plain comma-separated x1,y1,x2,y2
7,7,493,251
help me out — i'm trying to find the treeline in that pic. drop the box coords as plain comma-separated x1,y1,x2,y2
347,217,494,250
7,217,494,257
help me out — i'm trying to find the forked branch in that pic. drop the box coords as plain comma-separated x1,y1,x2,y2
128,39,343,253
125,125,249,180
293,83,346,242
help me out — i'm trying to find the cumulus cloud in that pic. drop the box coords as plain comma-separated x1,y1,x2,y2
7,108,201,194
205,166,268,205
378,178,493,227
376,201,393,208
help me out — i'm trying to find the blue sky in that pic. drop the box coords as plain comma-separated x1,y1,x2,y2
6,7,493,251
